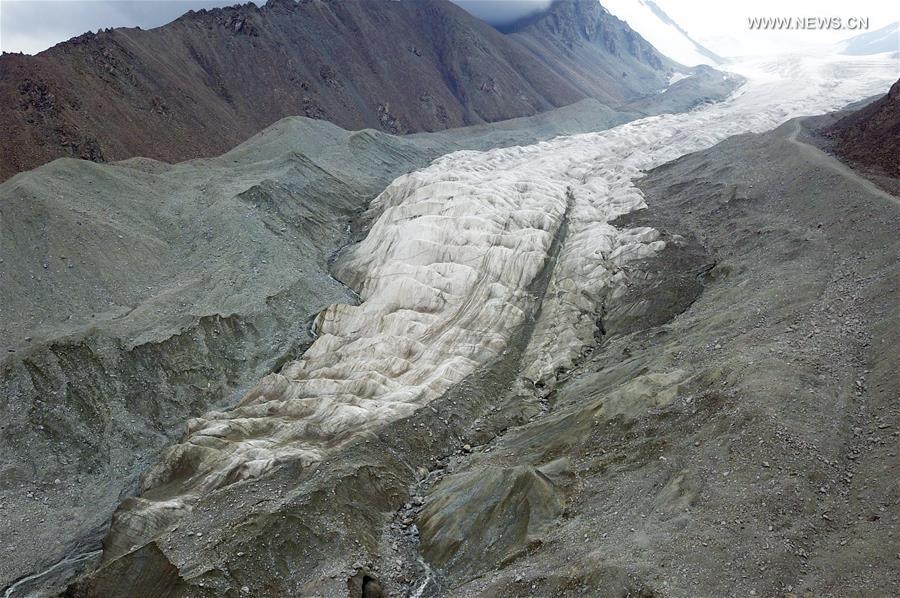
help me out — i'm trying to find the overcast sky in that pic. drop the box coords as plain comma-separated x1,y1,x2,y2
655,0,898,56
0,0,897,56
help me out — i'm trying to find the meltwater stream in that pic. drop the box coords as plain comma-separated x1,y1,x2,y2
106,52,898,553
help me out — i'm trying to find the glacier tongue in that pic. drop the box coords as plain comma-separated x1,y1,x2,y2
519,52,899,386
119,52,897,540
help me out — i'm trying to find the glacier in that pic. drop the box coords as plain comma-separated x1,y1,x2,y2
109,51,899,547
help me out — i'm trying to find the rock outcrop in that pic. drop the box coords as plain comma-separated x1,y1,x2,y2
826,78,900,177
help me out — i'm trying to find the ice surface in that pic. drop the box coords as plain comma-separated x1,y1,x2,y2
121,52,898,532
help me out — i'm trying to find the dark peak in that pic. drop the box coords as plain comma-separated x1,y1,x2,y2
509,1,664,60
0,0,675,181
265,0,298,10
890,78,900,100
502,0,607,34
173,2,259,26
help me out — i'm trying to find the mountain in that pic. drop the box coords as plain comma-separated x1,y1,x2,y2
1,75,745,592
825,78,900,177
840,21,900,56
601,0,722,66
506,0,678,102
0,0,676,182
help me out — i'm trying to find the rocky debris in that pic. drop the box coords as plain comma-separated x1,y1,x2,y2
318,64,341,88
224,13,258,37
16,79,57,113
375,103,402,134
623,65,744,116
418,465,565,579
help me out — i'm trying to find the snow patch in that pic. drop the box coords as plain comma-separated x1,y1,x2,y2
667,71,690,87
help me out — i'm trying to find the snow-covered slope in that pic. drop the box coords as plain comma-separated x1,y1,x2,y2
104,51,897,553
602,0,722,66
840,21,899,55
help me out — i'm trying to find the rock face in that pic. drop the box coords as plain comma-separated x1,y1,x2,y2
0,0,676,181
505,0,671,104
825,78,900,177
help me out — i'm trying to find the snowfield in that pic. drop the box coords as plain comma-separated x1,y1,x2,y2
602,0,720,66
121,52,898,532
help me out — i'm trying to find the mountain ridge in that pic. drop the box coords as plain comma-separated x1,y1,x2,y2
0,0,678,182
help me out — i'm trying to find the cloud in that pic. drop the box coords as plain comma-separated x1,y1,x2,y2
650,0,900,57
452,0,553,27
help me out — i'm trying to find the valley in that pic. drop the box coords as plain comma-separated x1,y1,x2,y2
1,1,897,596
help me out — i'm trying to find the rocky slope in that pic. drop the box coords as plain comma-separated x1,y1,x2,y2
0,0,679,182
504,0,673,102
825,78,900,178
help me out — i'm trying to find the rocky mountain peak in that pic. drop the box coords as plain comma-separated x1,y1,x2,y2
508,0,669,69
264,0,298,9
